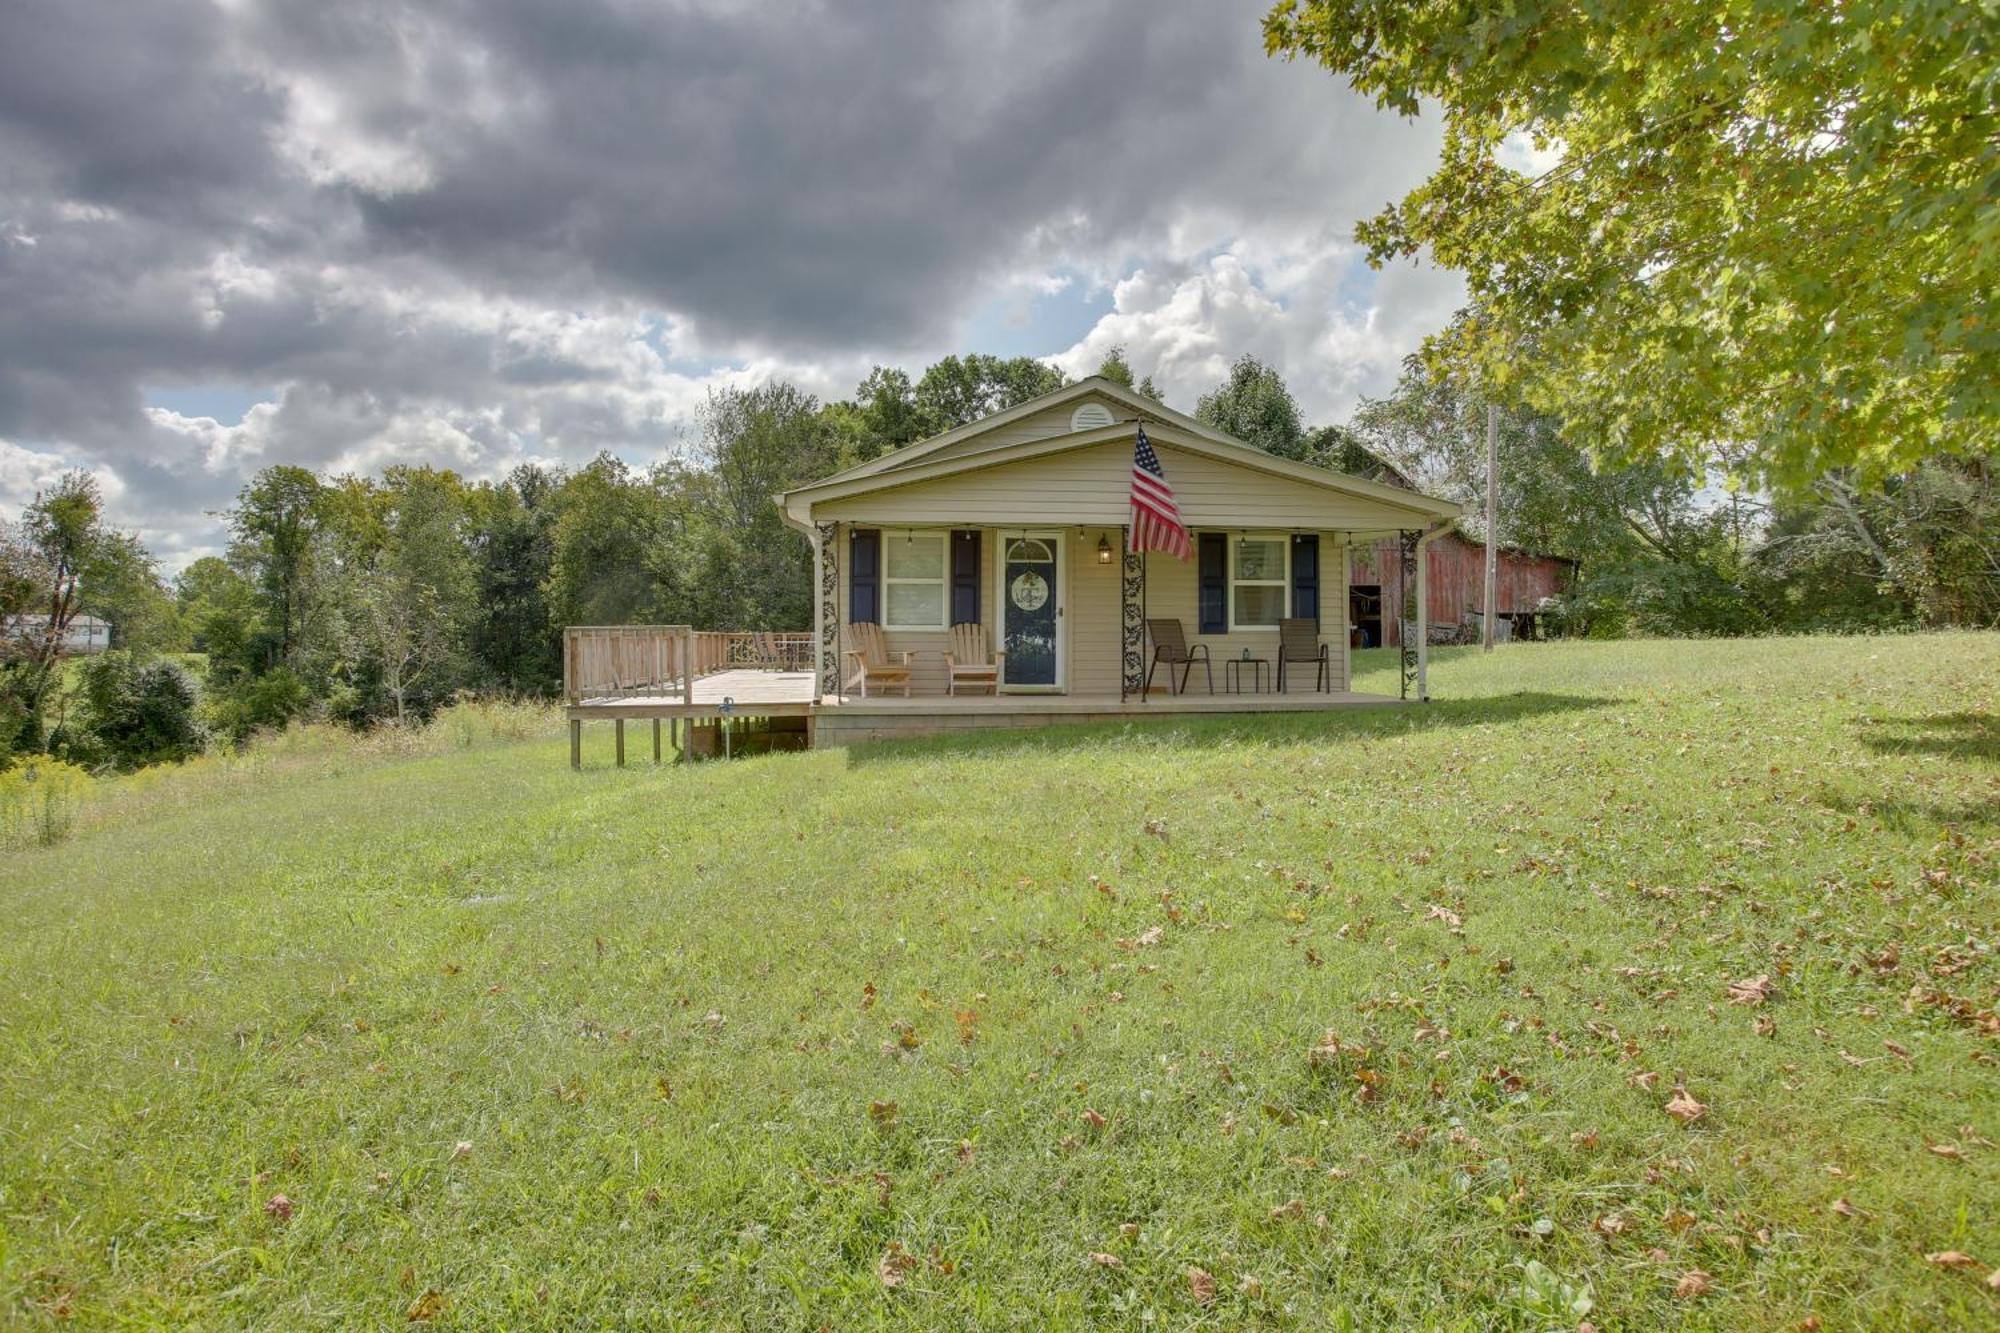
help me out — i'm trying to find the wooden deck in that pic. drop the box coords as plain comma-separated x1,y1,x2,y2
566,666,1401,757
561,627,1402,762
569,669,818,719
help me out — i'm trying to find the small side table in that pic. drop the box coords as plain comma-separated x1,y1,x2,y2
1225,657,1269,694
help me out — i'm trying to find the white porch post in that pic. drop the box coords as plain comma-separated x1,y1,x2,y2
1339,535,1353,692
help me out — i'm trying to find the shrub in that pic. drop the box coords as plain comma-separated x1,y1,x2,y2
74,653,209,770
205,667,313,744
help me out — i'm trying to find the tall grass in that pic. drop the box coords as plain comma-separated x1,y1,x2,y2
0,698,558,850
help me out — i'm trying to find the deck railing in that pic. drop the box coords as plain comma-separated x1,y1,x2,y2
563,626,811,705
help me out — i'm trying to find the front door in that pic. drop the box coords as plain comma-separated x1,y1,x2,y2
998,532,1061,690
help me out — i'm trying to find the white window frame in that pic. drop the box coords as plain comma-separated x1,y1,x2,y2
1228,532,1290,632
880,528,951,631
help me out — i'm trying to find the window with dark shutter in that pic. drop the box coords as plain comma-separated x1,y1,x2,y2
1198,532,1227,633
1291,533,1320,628
950,530,981,625
848,528,881,624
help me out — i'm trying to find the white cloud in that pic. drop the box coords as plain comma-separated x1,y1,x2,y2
1053,243,1463,424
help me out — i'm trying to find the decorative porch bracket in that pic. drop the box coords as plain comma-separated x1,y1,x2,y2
1398,528,1419,701
816,520,840,699
1120,527,1144,701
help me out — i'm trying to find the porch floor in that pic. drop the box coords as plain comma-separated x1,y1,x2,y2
568,668,1399,720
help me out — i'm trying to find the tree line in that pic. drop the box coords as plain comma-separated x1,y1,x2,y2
4,341,1994,770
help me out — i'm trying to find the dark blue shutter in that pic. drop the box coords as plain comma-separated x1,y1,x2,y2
1198,532,1227,634
950,530,981,625
1291,533,1320,628
849,528,880,623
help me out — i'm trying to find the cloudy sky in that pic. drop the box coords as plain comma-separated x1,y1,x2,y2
0,0,1463,570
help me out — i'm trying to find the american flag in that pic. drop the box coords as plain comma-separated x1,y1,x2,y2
1128,425,1191,559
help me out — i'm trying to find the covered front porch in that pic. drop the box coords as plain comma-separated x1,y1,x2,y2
562,612,1416,764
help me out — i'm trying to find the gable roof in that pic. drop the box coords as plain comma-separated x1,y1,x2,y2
780,413,1463,527
817,375,1238,488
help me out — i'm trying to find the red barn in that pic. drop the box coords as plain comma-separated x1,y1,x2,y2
1347,529,1573,647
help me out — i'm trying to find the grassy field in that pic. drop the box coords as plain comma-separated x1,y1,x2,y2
2,635,1995,1328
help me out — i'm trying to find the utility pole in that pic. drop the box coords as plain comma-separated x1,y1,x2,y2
1482,402,1499,652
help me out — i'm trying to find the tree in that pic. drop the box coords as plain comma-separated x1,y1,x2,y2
913,355,1067,432
545,455,674,629
79,532,181,653
1094,346,1164,402
1196,355,1306,460
228,466,327,668
175,557,260,681
1350,350,1763,635
361,468,476,724
1265,1,1999,489
691,383,846,629
465,465,561,693
847,366,931,459
1,473,110,754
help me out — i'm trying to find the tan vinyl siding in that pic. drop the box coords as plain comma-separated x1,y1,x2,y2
830,522,1350,697
1132,535,1349,694
1064,528,1124,695
815,441,1435,530
835,524,995,698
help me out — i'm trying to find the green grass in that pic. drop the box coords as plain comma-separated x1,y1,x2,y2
3,635,1996,1328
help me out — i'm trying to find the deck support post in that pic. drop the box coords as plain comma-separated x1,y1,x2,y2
1120,525,1144,702
816,520,840,702
652,718,662,763
614,719,626,766
569,718,581,769
671,717,680,761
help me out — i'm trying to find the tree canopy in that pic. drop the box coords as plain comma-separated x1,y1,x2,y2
1195,355,1308,460
1264,0,1999,489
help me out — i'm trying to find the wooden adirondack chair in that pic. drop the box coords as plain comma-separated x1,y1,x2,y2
1277,617,1330,692
842,622,914,697
942,623,1003,695
1144,618,1212,695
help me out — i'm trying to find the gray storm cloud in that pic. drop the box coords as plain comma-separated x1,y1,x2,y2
0,0,1456,565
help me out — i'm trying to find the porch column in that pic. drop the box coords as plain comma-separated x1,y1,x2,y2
1120,525,1144,701
816,520,840,701
1398,528,1419,701
1415,532,1431,702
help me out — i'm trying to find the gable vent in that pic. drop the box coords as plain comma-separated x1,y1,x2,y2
1070,402,1115,431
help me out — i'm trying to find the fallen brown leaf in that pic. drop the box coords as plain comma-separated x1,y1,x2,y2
406,1288,444,1322
1186,1266,1216,1305
1666,1087,1707,1124
1726,975,1774,1006
1924,1250,1981,1269
1089,1251,1123,1269
878,1243,917,1288
1674,1269,1714,1299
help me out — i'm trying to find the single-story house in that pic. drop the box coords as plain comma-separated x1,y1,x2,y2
3,614,112,655
562,378,1476,757
773,377,1466,733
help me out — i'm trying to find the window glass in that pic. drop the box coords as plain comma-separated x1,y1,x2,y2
886,583,945,628
1233,584,1287,627
885,533,945,579
1234,538,1284,582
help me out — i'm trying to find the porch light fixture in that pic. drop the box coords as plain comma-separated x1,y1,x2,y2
1096,534,1113,564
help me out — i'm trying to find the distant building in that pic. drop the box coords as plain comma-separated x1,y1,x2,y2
3,614,113,654
1350,531,1574,647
